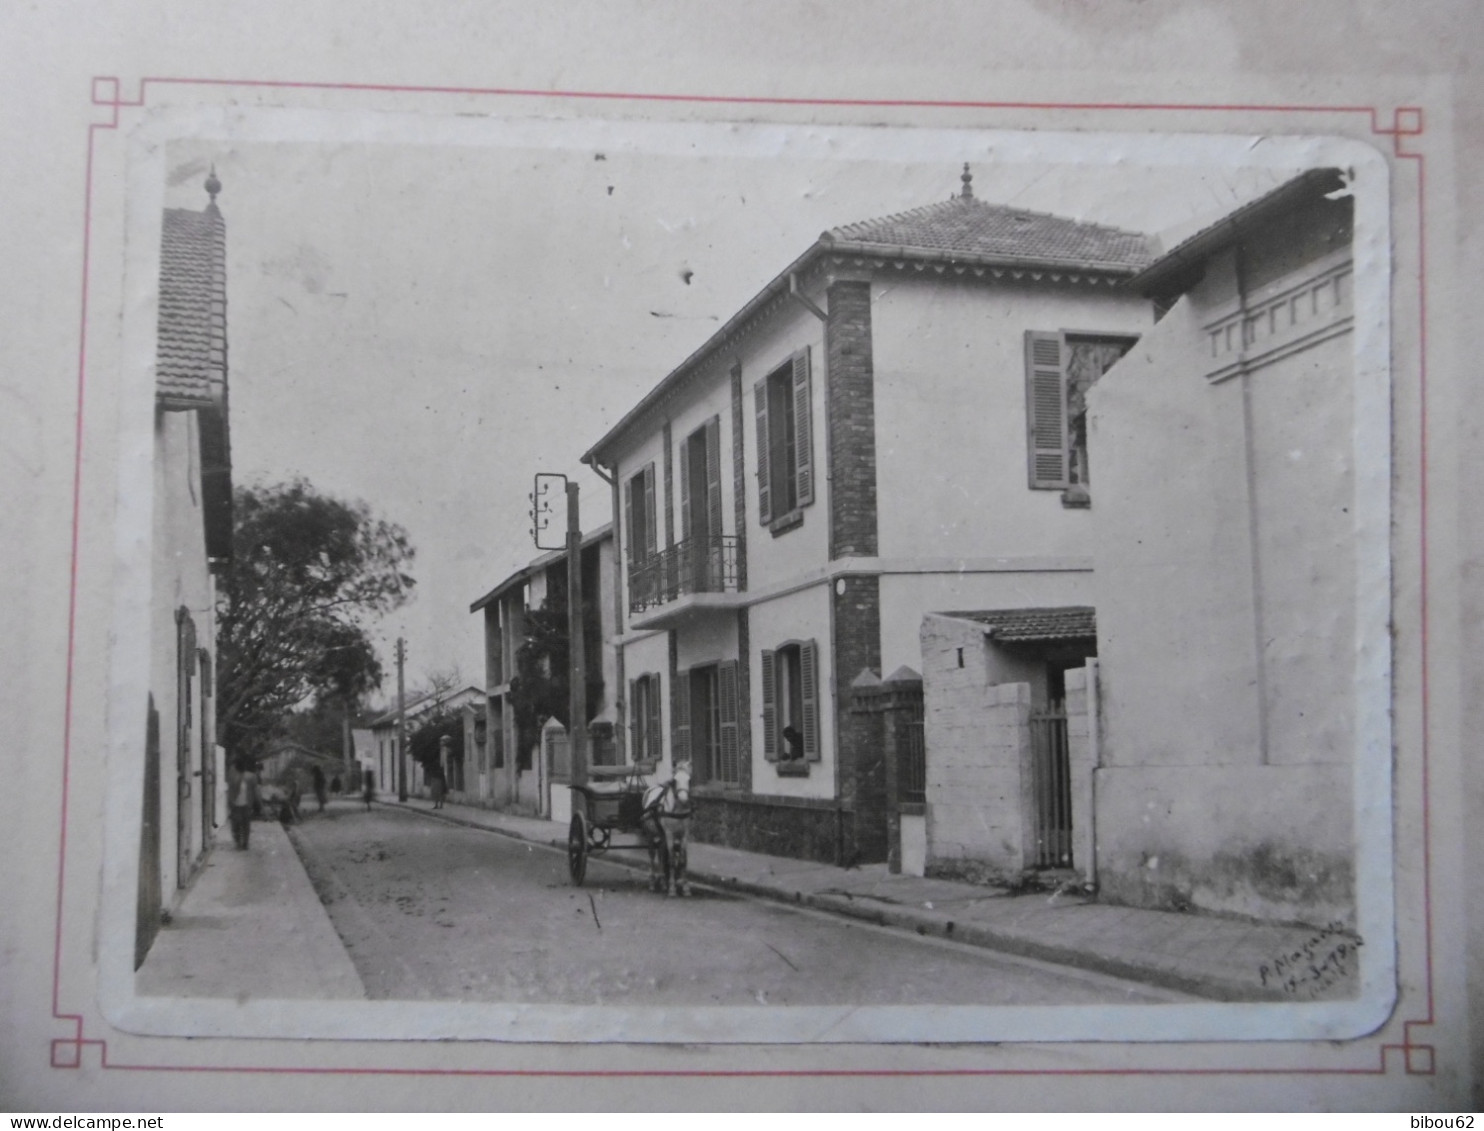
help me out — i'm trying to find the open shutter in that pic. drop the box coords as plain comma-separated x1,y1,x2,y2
753,378,772,525
705,416,722,540
792,348,814,507
678,434,692,544
632,673,644,759
672,671,691,765
643,463,658,558
718,660,738,784
1025,331,1069,488
760,649,777,760
646,675,662,762
800,639,820,761
623,477,636,564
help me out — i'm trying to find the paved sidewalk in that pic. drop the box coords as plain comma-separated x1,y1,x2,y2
390,796,1360,1003
135,818,365,1000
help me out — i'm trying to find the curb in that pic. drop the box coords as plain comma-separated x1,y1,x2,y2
384,800,1272,1002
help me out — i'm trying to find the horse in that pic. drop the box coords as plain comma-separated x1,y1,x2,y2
641,759,693,897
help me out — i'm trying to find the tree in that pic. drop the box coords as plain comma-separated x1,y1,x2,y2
217,478,415,760
506,581,602,757
407,669,467,772
408,709,463,771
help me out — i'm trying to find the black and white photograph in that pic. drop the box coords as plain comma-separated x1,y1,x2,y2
6,1,1482,1112
97,111,1392,1046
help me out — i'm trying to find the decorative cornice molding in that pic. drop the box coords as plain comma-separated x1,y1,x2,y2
1204,253,1353,384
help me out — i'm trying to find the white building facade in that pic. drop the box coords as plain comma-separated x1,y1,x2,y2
138,177,234,967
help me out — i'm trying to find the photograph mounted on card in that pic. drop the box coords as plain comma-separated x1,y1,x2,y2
95,103,1393,1044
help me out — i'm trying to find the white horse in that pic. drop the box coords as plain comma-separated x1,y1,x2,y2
641,759,693,897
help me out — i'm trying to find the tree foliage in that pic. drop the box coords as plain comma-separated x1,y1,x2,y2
408,709,464,771
507,586,602,757
217,478,415,759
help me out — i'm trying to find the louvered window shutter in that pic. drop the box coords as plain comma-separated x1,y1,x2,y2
628,678,639,761
643,463,658,558
624,477,636,564
1025,331,1070,488
647,675,662,762
800,639,820,761
678,434,692,544
760,649,777,761
792,348,814,507
753,378,772,525
673,671,691,765
718,660,739,784
705,416,722,540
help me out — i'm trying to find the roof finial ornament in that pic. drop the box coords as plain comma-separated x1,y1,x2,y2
960,162,973,200
205,164,221,205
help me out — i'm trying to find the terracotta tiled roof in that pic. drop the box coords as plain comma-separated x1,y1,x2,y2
157,205,227,408
947,606,1097,643
826,197,1154,273
583,183,1154,467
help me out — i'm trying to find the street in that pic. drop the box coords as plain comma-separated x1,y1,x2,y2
287,802,1189,1007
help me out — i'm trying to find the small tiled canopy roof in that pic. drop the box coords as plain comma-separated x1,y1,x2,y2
947,606,1097,643
157,205,228,409
826,197,1154,274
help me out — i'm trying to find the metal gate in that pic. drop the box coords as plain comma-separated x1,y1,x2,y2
1028,702,1073,869
900,705,926,805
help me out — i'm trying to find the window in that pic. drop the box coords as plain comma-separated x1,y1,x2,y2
625,462,662,611
672,660,740,786
754,347,814,530
624,462,658,567
761,639,819,771
678,417,725,590
628,672,663,765
1024,331,1137,500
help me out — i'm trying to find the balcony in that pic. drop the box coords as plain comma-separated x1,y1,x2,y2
628,535,743,630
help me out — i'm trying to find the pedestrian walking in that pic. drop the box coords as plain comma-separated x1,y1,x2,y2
430,737,450,809
312,764,328,813
280,774,302,825
228,758,260,849
330,774,342,794
363,768,375,811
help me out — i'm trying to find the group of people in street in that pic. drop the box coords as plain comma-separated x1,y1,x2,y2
222,742,453,848
224,757,365,849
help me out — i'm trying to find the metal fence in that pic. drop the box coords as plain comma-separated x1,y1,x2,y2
900,714,926,804
1028,702,1073,869
629,534,741,613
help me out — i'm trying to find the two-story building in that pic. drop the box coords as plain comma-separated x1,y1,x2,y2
470,525,616,817
137,171,234,968
581,168,1154,866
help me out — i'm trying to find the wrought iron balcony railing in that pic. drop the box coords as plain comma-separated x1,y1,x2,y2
628,534,741,614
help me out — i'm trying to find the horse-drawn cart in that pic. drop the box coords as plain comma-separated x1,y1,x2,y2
566,762,658,886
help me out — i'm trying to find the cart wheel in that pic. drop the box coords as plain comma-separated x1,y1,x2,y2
567,811,588,886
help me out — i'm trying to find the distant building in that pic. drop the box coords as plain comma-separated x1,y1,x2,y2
470,525,616,819
582,167,1153,867
368,684,484,800
137,170,233,968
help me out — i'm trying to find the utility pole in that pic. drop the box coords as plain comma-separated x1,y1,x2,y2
567,480,588,788
532,473,587,789
396,636,408,801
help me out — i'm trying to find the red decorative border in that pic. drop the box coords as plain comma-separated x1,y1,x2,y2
55,80,1432,1078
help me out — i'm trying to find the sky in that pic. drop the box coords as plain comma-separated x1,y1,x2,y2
159,117,1303,702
